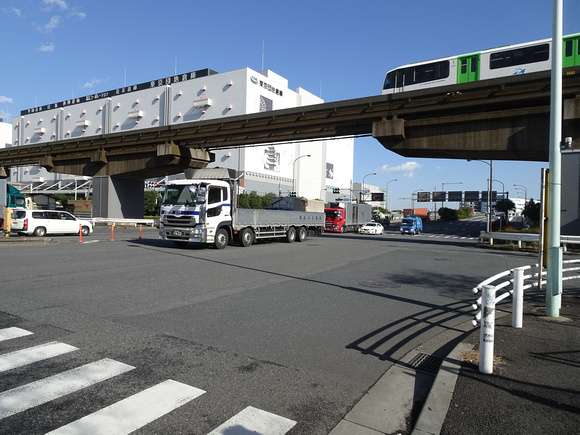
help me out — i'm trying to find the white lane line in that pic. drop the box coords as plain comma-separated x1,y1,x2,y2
0,327,33,342
208,406,296,435
0,341,78,372
0,358,135,420
47,379,205,435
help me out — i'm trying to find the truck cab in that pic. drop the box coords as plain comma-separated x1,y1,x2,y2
400,216,423,235
159,179,232,248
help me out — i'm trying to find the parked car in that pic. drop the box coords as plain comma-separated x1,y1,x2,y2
11,209,93,237
359,222,384,235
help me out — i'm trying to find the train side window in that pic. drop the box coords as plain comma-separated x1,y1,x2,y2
490,43,549,69
565,39,573,57
461,58,468,74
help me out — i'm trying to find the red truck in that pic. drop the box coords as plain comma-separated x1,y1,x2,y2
324,202,372,233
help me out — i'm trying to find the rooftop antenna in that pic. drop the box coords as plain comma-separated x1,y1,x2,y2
124,67,127,87
175,57,178,75
261,40,265,70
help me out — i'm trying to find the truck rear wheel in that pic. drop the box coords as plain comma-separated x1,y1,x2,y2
286,226,296,243
239,228,254,247
214,228,229,249
297,226,307,242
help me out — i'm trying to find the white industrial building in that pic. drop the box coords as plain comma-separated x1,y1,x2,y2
7,67,354,209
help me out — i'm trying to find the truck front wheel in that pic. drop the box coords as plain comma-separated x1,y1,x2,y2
214,228,229,249
286,226,296,243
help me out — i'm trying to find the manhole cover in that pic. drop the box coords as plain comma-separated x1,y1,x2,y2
359,281,401,289
406,353,444,375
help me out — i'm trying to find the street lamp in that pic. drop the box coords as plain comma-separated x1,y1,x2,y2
513,184,527,203
386,179,397,211
361,172,376,203
468,159,493,233
412,189,423,214
493,179,505,200
292,154,311,193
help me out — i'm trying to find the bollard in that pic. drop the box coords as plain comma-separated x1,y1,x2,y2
110,222,115,241
139,224,142,239
512,267,524,328
479,284,496,374
78,224,83,243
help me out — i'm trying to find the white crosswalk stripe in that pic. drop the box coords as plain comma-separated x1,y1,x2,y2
0,341,78,372
0,358,135,419
208,406,297,435
47,380,205,435
0,327,33,342
0,327,296,434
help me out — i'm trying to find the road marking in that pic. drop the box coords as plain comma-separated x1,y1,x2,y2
0,327,33,342
47,379,205,435
0,358,134,419
208,406,296,435
0,341,78,372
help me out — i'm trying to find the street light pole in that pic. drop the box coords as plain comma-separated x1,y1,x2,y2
362,172,376,203
292,154,311,194
468,160,492,233
514,184,527,203
386,179,397,211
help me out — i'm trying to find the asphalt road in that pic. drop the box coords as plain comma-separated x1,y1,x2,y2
0,218,542,434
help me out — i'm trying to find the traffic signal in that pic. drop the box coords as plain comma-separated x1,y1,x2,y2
332,187,340,194
289,191,296,197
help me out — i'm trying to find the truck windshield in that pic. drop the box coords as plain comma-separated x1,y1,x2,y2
325,210,342,218
162,185,197,205
13,197,26,207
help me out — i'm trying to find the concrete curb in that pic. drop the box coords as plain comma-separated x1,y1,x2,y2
411,341,474,435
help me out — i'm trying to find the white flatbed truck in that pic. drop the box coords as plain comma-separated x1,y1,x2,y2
158,169,324,249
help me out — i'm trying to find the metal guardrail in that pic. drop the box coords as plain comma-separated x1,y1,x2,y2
471,259,580,325
470,259,580,373
479,231,580,250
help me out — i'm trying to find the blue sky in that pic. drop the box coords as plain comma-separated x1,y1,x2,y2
1,0,578,210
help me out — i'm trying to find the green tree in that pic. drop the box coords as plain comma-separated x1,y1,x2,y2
237,192,277,209
495,198,516,215
438,207,458,221
522,199,541,224
144,190,161,216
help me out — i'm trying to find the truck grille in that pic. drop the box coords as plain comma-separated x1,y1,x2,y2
165,215,196,227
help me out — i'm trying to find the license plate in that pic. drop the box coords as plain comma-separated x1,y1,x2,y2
172,230,182,236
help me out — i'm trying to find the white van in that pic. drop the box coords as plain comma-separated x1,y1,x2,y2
11,209,93,237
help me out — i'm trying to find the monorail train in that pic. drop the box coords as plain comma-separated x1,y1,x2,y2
382,33,580,94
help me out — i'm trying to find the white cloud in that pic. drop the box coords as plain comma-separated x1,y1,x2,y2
0,96,13,104
82,78,105,89
11,7,22,17
39,42,55,52
376,161,423,179
42,0,69,10
71,11,87,20
37,15,61,33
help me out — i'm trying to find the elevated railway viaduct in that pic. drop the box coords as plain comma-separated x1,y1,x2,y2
1,68,578,217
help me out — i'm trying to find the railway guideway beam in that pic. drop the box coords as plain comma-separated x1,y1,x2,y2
36,142,213,179
38,142,214,219
372,96,580,161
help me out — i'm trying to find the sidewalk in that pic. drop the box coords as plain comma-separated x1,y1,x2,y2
415,289,580,435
